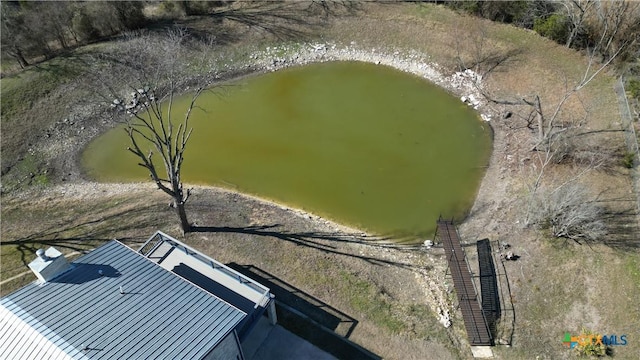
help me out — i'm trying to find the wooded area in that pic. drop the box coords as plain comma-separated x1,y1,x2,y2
0,0,357,70
3,1,639,71
1,1,147,68
444,0,640,66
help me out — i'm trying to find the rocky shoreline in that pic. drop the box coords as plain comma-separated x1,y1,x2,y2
35,41,498,236
27,41,500,242
238,41,492,118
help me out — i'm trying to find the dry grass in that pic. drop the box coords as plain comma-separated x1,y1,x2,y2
1,185,459,359
0,189,173,294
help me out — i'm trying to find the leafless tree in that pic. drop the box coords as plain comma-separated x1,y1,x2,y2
451,15,524,86
453,5,632,241
112,86,202,234
561,0,640,59
590,0,640,61
464,0,638,153
522,130,609,226
452,16,489,74
561,0,595,49
481,28,632,151
103,30,209,234
1,3,30,68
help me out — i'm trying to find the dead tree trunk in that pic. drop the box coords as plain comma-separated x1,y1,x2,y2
176,201,190,234
97,30,209,235
120,85,202,235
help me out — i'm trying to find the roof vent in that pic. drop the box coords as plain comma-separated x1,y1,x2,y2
28,247,71,284
36,249,48,261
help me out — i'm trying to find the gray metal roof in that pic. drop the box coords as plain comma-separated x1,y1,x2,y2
0,241,246,360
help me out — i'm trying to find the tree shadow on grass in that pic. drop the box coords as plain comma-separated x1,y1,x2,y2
469,48,525,79
210,5,312,41
146,1,362,46
599,206,640,250
192,224,425,270
29,51,92,79
2,204,164,269
207,1,361,41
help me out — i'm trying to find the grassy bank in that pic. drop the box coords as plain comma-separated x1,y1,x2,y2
0,184,458,359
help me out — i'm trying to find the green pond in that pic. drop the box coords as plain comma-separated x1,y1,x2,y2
82,61,492,242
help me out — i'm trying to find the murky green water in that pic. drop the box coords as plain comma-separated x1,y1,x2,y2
83,61,491,242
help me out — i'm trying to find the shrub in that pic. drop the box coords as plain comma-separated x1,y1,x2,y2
622,152,635,169
528,182,606,242
627,79,640,100
574,329,608,357
534,13,569,44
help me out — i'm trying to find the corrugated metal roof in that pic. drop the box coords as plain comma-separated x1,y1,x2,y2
0,241,246,360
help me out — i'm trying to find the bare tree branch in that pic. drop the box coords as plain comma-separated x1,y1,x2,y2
99,29,211,233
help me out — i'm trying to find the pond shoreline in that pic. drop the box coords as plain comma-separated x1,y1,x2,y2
213,43,499,240
218,42,494,120
45,42,498,244
30,42,500,244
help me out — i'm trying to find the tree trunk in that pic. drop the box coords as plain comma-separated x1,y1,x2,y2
175,200,191,234
523,95,545,148
182,1,193,15
534,95,544,144
13,48,29,69
69,28,79,44
566,27,578,48
57,33,68,49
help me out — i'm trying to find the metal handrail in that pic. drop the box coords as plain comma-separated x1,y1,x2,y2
138,231,272,296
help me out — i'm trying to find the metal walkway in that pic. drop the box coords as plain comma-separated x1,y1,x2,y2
477,239,500,337
436,220,493,346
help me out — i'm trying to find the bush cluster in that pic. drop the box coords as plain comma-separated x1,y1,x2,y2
1,1,146,68
443,0,640,65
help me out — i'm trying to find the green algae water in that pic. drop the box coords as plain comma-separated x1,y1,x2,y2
82,61,491,242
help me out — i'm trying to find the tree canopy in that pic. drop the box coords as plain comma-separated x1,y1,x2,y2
1,1,145,68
